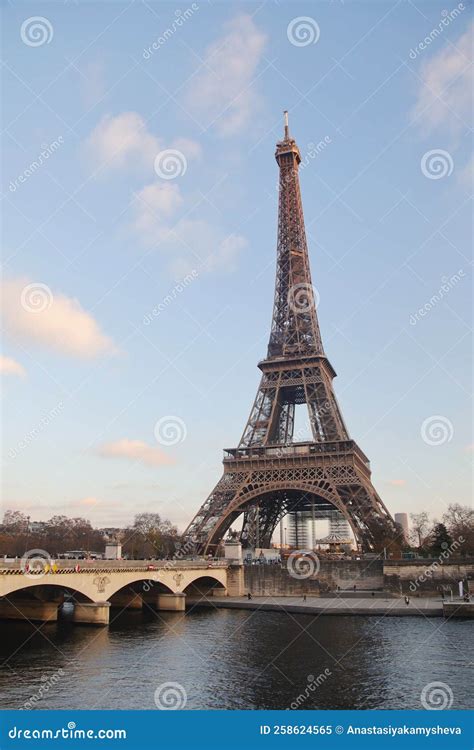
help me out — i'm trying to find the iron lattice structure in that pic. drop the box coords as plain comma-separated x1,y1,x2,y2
184,113,398,554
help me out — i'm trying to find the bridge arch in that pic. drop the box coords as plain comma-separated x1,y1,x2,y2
0,578,96,603
107,576,174,600
182,574,227,606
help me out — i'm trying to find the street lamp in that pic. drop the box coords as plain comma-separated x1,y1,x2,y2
24,515,31,554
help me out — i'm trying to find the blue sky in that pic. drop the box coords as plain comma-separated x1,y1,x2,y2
1,0,472,532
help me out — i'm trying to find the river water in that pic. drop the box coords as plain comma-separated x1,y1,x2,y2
0,608,472,710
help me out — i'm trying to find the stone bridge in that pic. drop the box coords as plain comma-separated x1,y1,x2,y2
0,560,244,625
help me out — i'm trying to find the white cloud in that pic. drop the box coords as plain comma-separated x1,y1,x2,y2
80,496,99,506
86,111,202,174
412,22,473,133
0,355,26,378
98,439,173,468
185,14,267,136
86,112,159,171
135,183,183,225
205,232,246,273
131,186,246,274
1,278,117,359
172,137,202,161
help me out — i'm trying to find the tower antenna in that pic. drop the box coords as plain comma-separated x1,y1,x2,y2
283,110,290,140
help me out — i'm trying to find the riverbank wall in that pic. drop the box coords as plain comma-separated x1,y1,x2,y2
243,559,474,597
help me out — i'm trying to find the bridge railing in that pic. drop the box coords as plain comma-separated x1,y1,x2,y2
0,559,230,573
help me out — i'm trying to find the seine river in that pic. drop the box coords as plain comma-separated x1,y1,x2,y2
0,608,472,710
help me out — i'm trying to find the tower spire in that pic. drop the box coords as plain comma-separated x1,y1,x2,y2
283,109,290,140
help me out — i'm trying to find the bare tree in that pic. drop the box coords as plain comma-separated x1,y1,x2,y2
410,511,430,549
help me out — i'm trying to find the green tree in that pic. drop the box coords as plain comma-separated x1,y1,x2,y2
429,523,453,556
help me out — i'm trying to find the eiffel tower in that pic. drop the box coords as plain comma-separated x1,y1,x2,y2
184,112,398,554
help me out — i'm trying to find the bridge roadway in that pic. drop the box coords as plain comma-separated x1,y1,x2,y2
0,560,244,625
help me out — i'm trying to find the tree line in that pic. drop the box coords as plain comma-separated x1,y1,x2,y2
1,503,472,559
0,511,179,559
409,503,473,557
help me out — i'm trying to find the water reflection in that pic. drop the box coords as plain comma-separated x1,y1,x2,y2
0,609,471,710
